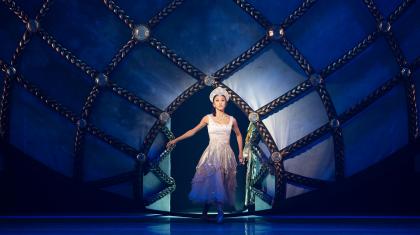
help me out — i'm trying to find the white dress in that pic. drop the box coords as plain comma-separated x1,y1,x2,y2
188,114,237,206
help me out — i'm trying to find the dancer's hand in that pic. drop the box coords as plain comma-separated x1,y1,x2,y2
238,153,245,165
166,139,177,149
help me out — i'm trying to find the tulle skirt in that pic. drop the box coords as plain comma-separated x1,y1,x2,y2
188,142,237,206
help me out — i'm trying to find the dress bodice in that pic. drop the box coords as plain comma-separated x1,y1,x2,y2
207,114,233,145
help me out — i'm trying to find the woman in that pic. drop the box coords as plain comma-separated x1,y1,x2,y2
166,86,245,223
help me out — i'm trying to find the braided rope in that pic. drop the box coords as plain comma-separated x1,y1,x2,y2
384,31,408,66
362,0,384,23
73,85,101,180
282,123,331,160
315,83,337,120
73,127,85,181
1,0,29,24
14,75,79,123
272,161,285,206
405,77,419,142
213,35,271,80
104,38,139,76
148,37,206,80
232,0,271,29
257,80,313,117
0,72,12,140
142,121,164,154
109,82,162,117
148,0,184,29
35,0,53,22
85,124,139,157
250,187,272,205
282,0,317,29
11,31,31,66
165,81,206,113
333,128,345,179
339,76,401,123
279,36,313,75
320,31,380,78
218,83,255,115
283,171,329,188
38,29,98,79
252,122,277,154
103,0,135,29
388,0,415,24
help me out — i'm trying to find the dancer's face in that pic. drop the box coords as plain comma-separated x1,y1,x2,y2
213,95,227,111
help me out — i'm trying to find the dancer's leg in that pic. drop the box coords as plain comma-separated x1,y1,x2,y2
202,203,210,215
200,203,210,220
216,202,224,223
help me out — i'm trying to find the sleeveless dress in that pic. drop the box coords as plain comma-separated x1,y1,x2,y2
188,114,238,206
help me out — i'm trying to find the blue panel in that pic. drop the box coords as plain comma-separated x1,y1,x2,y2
83,133,135,181
326,37,400,114
117,0,170,24
19,36,93,113
153,0,265,74
9,85,75,177
247,0,303,24
102,182,134,199
343,84,408,177
392,2,420,63
262,174,275,198
145,128,171,211
286,0,376,71
112,44,197,110
89,90,156,149
286,183,313,199
224,44,306,110
143,171,165,198
12,0,44,18
0,3,25,60
42,0,131,69
262,92,329,149
284,136,334,181
258,140,271,160
148,132,167,163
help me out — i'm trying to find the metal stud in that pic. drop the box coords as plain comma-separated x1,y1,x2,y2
271,151,282,163
26,19,40,33
378,21,391,33
133,24,150,41
329,119,340,129
248,112,259,123
5,65,16,78
401,67,412,78
204,75,216,86
267,25,285,40
77,118,87,129
159,112,170,123
136,152,147,163
309,73,323,87
95,73,108,87
279,27,285,37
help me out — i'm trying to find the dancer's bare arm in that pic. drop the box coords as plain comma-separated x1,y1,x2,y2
166,115,208,148
232,117,245,165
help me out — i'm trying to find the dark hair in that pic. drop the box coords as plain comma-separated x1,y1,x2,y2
212,94,227,117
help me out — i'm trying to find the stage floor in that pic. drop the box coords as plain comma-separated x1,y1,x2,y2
1,214,420,234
